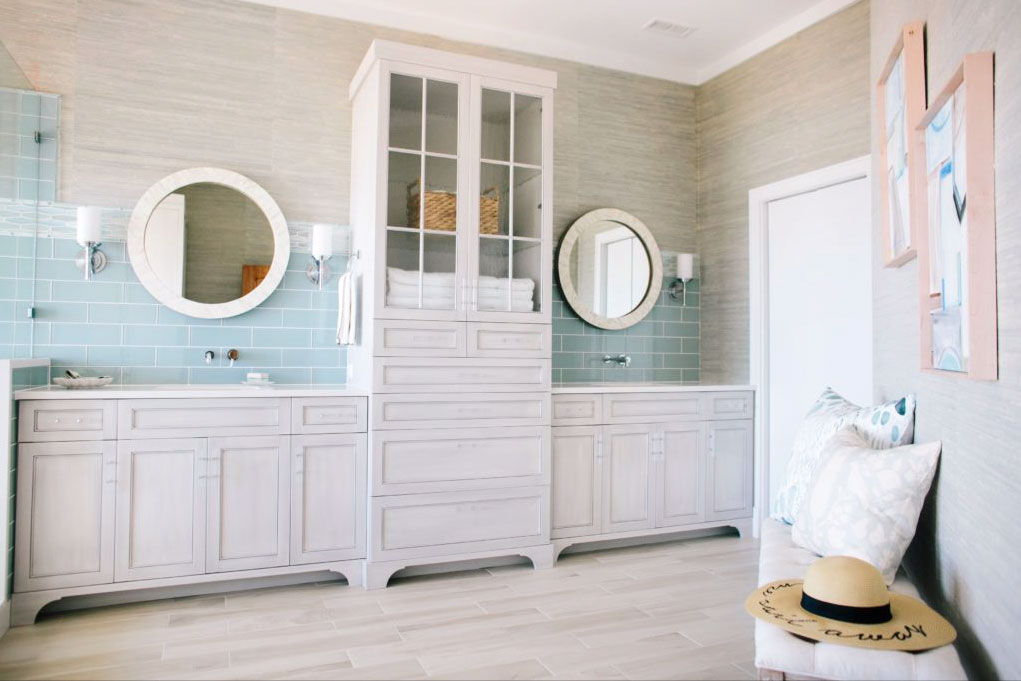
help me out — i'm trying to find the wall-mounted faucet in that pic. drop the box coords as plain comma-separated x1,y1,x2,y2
204,350,215,365
603,354,631,368
227,349,239,367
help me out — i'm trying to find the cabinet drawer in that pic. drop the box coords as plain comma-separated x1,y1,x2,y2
373,357,550,393
19,400,117,442
551,394,602,426
119,398,290,439
373,393,550,430
372,426,549,494
705,391,754,420
373,319,466,357
603,392,704,424
291,397,367,434
467,322,551,358
371,486,549,561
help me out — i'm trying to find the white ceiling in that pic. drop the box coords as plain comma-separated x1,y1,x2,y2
238,0,860,84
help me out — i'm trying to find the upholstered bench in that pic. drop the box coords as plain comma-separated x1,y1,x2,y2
755,519,967,680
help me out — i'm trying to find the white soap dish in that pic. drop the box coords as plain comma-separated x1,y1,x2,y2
53,376,114,389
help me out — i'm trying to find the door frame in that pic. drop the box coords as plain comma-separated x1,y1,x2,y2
747,155,871,536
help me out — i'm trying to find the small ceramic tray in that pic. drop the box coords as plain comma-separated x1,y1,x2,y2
53,376,114,389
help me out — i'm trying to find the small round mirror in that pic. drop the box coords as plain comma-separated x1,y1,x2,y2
128,168,290,319
558,209,662,330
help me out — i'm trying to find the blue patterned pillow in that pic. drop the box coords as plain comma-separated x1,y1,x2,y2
771,387,916,524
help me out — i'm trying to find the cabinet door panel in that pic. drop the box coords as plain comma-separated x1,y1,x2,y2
602,425,654,533
15,441,116,592
291,434,366,564
656,424,705,528
551,426,601,539
116,439,205,581
207,436,289,572
707,421,754,521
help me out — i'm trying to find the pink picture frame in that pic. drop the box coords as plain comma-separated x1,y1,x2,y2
913,52,997,380
876,22,926,268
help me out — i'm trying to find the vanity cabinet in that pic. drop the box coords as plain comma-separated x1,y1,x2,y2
206,436,291,573
12,394,367,625
14,441,116,592
550,390,753,556
706,420,754,521
291,434,367,564
115,438,206,581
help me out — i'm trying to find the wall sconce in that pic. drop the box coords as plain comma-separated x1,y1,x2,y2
668,252,697,305
75,206,107,281
306,224,333,290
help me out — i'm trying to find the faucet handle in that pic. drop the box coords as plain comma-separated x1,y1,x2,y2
227,349,239,368
204,350,215,365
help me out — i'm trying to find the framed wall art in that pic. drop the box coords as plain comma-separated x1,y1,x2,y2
876,21,926,267
914,52,997,380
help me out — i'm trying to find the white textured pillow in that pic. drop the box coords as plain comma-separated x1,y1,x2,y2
772,387,916,524
792,428,940,585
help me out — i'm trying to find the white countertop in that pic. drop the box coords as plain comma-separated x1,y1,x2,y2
14,384,371,400
552,382,754,394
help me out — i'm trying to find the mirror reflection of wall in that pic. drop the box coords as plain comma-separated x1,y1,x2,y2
569,221,651,319
145,182,275,304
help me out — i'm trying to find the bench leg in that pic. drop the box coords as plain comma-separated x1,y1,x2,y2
757,668,785,681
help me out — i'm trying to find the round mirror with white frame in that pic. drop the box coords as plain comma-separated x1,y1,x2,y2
127,168,291,319
558,208,663,330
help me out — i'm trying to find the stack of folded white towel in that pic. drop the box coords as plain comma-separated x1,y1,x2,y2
386,267,534,312
476,275,534,312
386,267,456,309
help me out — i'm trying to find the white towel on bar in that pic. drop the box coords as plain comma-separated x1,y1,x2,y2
336,271,356,346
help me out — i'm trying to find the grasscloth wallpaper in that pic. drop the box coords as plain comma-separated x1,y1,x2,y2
871,2,1021,679
695,1,870,383
0,0,695,251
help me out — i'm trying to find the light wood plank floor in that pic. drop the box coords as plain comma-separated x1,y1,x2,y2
0,533,759,680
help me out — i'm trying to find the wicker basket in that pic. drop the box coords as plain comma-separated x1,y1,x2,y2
407,181,500,234
407,180,456,231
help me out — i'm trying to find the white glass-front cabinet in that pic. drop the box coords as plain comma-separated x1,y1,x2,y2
353,42,555,325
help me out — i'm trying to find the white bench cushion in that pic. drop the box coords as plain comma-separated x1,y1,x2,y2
755,519,967,680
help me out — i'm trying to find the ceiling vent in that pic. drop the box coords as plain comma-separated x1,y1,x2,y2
642,18,697,39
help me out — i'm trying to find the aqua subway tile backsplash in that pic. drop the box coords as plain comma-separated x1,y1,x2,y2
0,230,348,384
551,277,700,383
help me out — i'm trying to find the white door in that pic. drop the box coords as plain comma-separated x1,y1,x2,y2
655,423,705,528
707,421,754,521
765,175,872,509
144,192,186,295
550,426,602,539
14,441,116,592
602,424,654,533
115,439,206,581
207,436,289,572
291,434,366,565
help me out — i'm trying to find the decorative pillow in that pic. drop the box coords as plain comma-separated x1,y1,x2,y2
771,387,916,524
792,428,940,585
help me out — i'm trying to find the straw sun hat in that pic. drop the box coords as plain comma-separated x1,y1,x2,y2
745,556,956,651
